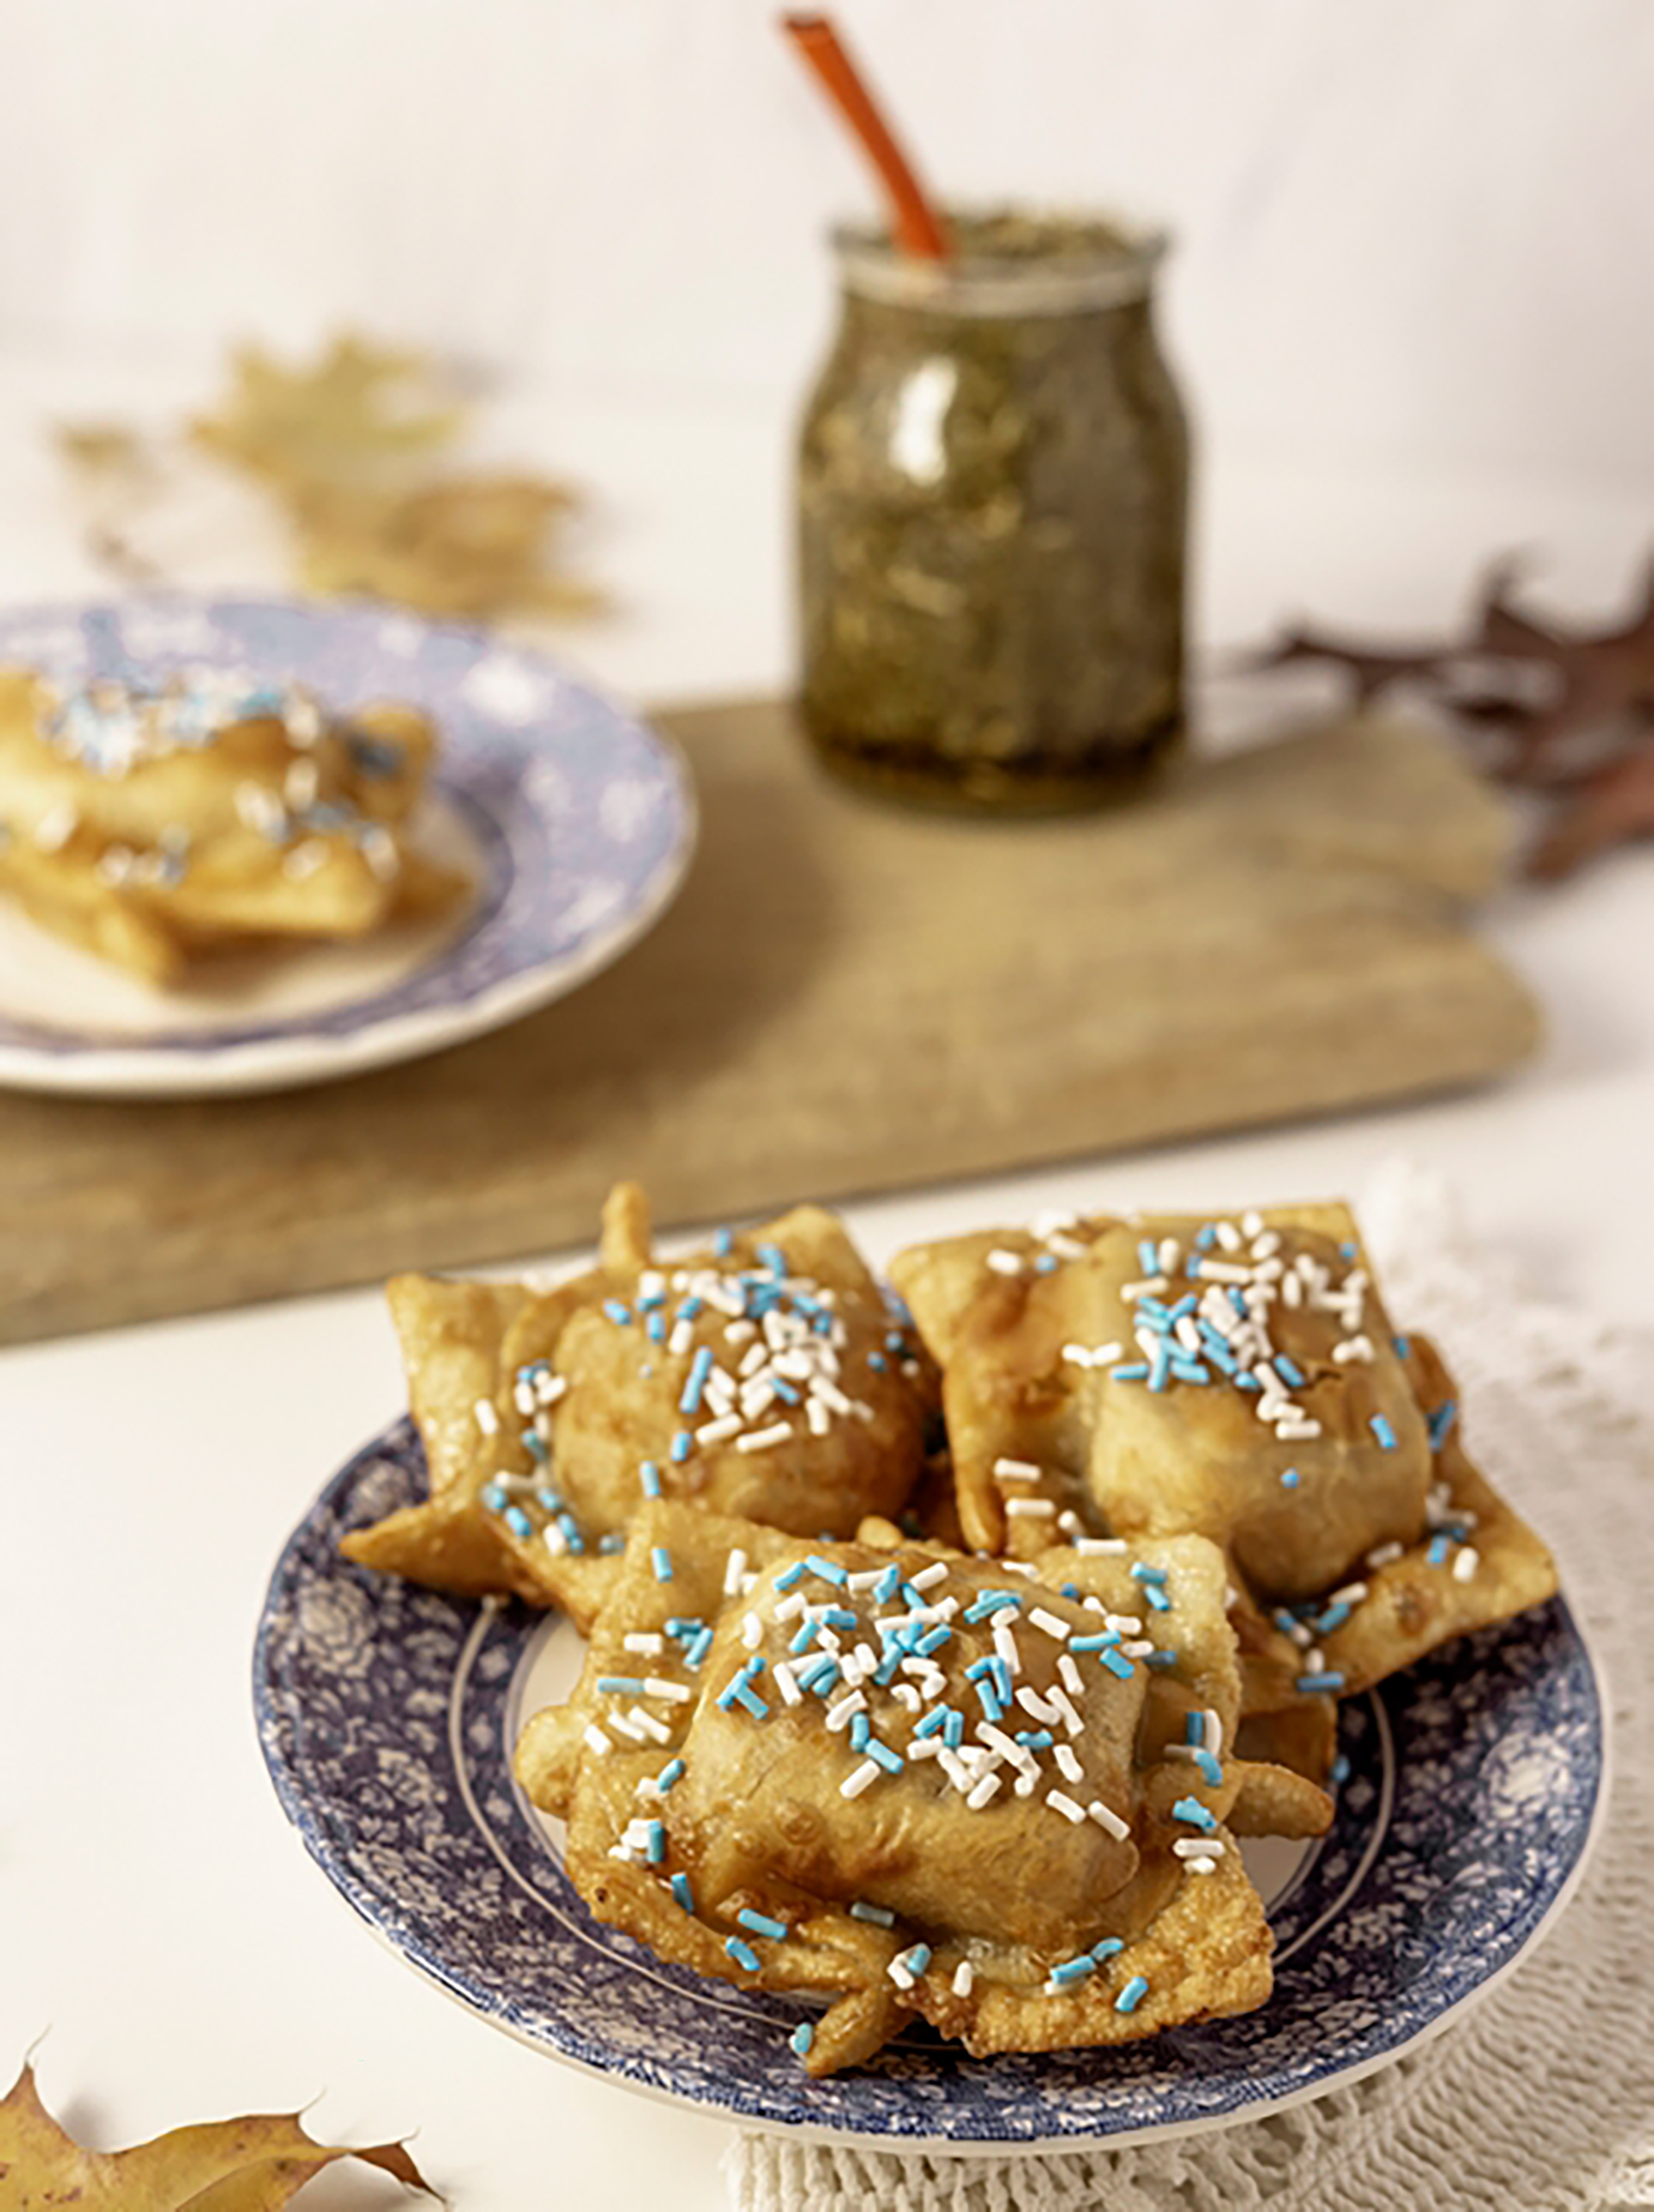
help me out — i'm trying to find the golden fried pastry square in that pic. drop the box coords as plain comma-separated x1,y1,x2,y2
890,1202,1556,1717
342,1184,931,1629
515,1500,1321,2076
0,665,464,982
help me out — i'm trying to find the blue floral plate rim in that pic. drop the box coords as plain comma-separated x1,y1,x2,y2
0,595,696,1098
253,1419,1608,2153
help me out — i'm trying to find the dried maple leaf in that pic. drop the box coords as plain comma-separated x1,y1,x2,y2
294,471,601,620
1247,556,1654,876
190,334,465,495
0,2058,436,2209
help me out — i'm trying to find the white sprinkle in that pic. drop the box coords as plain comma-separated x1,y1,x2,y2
909,1735,941,1761
1087,1799,1130,1841
1157,1237,1181,1273
1057,1654,1085,1698
846,1568,886,1593
1366,1541,1406,1570
1005,1497,1056,1518
805,1399,830,1436
282,838,327,882
952,1960,974,1997
1185,1855,1219,1875
723,1548,749,1598
626,1704,670,1744
891,1683,923,1714
1328,1584,1368,1609
774,1592,807,1624
624,1632,665,1656
1202,1709,1224,1759
1333,1335,1374,1363
583,1724,612,1757
1453,1546,1480,1583
1121,1275,1170,1299
1046,1790,1087,1825
668,1319,695,1359
1193,1259,1251,1284
473,1398,500,1436
887,1956,917,1990
741,1611,763,1649
1054,1742,1085,1784
986,1249,1025,1276
774,1661,803,1706
1215,1219,1242,1252
644,1677,691,1704
736,1420,793,1454
909,1561,949,1592
967,1772,1003,1810
1016,1685,1057,1724
992,1622,1023,1677
1277,1418,1323,1441
825,1690,867,1732
993,1456,1042,1482
1073,1537,1129,1556
1174,1836,1226,1859
1029,1608,1070,1642
1049,1688,1084,1736
1241,1210,1265,1237
841,1760,881,1799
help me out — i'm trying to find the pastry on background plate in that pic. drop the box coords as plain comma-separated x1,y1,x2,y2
342,1183,935,1630
515,1501,1327,2076
0,664,465,981
888,1201,1556,1754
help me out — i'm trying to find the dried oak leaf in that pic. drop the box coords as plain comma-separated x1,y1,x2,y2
0,2058,435,2209
190,333,465,495
293,473,602,620
1528,744,1654,880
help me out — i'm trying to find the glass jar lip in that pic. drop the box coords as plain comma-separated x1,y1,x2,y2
830,209,1168,316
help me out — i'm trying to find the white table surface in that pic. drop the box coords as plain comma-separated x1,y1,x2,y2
1,365,1649,2207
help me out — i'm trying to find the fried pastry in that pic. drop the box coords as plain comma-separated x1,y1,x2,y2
0,664,465,981
515,1499,1325,2076
342,1184,931,1629
888,1202,1556,1716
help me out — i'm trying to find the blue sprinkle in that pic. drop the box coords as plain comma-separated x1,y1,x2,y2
916,1625,953,1657
603,1299,631,1326
680,1345,714,1415
868,1352,887,1372
651,1546,675,1583
886,1330,906,1353
992,1656,1013,1704
647,1311,667,1343
1110,1362,1151,1382
712,1227,735,1257
805,1555,849,1586
685,1626,714,1669
597,1676,648,1695
645,1821,667,1864
665,1617,702,1638
1427,1534,1452,1567
1185,1713,1204,1744
1169,1358,1211,1385
1138,1239,1160,1275
640,1460,662,1499
1194,1748,1224,1786
599,1533,626,1558
866,1738,904,1774
943,1710,964,1748
679,1297,705,1322
557,1511,586,1554
1035,1253,1060,1274
1050,1954,1096,1985
733,1685,770,1718
1370,1413,1398,1451
1135,1297,1171,1324
1393,1334,1410,1359
849,1712,871,1752
1167,1293,1198,1322
669,1430,693,1463
1173,1796,1217,1832
790,1620,823,1654
1060,1584,1082,1601
1429,1399,1458,1449
965,1591,1022,1621
1016,1729,1054,1752
974,1680,1004,1722
1195,1225,1217,1249
822,1606,857,1630
1315,1602,1352,1635
874,1565,903,1603
773,1377,801,1403
1340,1240,1358,1259
739,1908,788,1941
898,1943,931,1976
915,1708,949,1739
1235,1372,1261,1392
726,1937,762,1972
521,1428,549,1463
1130,1564,1168,1585
1070,1634,1120,1654
1143,1648,1178,1670
1099,1648,1135,1681
872,1648,904,1687
534,1486,563,1512
1274,1355,1306,1387
790,2022,814,2058
1115,1975,1149,2014
1091,1936,1124,1960
671,1872,694,1911
1147,1340,1173,1393
1330,1754,1352,1785
774,1563,806,1592
1296,1670,1346,1695
481,1482,508,1513
1143,1584,1172,1613
757,1242,788,1274
850,1899,896,1925
1281,1467,1301,1489
503,1505,533,1540
657,1757,686,1792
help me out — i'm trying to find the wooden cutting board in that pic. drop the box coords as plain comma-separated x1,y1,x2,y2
0,699,1539,1346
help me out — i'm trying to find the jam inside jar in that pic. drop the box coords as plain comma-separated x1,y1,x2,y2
797,211,1190,812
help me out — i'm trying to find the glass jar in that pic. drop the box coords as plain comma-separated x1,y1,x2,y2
797,211,1190,811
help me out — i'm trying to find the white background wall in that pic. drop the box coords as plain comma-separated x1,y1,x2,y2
2,0,1650,482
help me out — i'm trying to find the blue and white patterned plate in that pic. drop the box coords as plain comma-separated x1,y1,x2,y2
0,597,694,1096
254,1421,1607,2153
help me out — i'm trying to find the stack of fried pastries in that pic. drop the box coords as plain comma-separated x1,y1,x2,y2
342,1185,1557,2076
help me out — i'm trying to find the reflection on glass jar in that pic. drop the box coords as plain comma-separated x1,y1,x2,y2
798,211,1190,812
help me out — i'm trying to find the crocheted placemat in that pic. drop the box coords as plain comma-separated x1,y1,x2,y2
728,1163,1653,2211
